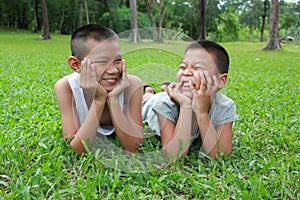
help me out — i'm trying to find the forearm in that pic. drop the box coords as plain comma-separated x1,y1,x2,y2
197,114,229,159
70,100,105,154
164,107,192,159
108,98,143,153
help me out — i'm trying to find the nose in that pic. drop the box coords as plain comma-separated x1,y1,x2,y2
182,64,193,76
106,62,119,74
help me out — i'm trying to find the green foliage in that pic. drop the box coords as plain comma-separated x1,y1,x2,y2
216,11,240,42
0,31,299,199
99,7,151,34
0,0,299,42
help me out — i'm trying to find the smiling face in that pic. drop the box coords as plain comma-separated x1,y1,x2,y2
176,48,219,98
85,38,123,92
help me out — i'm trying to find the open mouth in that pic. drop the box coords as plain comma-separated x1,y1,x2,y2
103,77,119,84
181,81,195,90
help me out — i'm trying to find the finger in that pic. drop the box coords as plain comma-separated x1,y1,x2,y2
205,71,213,90
199,71,207,91
189,80,196,92
161,84,167,91
189,80,197,97
211,75,219,92
195,71,201,90
82,58,87,74
166,82,176,97
86,59,96,85
121,59,128,82
80,58,87,82
85,59,90,74
168,82,177,90
173,82,181,94
122,59,126,72
90,63,97,84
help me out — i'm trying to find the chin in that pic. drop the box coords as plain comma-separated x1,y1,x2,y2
105,87,115,92
99,84,113,92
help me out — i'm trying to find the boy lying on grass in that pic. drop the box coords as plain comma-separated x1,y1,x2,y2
54,24,144,154
143,40,237,160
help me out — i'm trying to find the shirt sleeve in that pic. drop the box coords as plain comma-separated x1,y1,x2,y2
209,92,237,127
142,92,179,136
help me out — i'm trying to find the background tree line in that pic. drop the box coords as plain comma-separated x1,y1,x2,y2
0,0,299,43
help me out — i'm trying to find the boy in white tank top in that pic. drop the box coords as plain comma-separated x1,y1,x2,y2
54,24,144,154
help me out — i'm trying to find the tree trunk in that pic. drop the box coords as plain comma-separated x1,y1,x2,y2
198,0,206,40
260,0,267,42
59,3,65,34
102,0,117,31
41,0,50,40
33,0,38,32
263,0,281,50
157,0,166,42
85,0,90,24
248,0,255,42
129,0,139,43
144,0,158,41
79,0,83,27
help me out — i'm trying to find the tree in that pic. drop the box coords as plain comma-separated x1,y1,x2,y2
260,0,268,42
79,0,83,27
33,0,42,32
129,0,139,43
263,0,281,50
59,1,65,34
101,0,117,31
144,0,166,42
198,0,206,40
85,0,90,24
41,0,50,39
248,0,255,42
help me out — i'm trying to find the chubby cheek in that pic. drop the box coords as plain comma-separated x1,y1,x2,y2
95,68,106,81
175,72,182,82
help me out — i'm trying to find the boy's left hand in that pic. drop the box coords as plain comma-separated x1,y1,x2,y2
107,60,129,99
190,70,222,115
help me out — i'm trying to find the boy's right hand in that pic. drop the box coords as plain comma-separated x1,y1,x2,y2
79,58,107,101
166,82,192,107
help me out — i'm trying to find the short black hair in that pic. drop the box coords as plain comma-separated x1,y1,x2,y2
70,24,117,61
185,40,230,74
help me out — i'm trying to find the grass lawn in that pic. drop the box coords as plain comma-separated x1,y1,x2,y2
0,30,299,199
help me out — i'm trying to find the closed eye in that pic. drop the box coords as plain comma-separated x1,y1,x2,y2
193,62,206,69
93,60,108,64
179,62,187,69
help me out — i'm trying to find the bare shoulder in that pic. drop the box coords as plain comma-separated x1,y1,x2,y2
54,77,72,100
54,77,69,91
127,74,142,86
124,74,143,101
127,74,143,91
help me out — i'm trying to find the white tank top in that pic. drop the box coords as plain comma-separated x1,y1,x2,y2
65,72,124,135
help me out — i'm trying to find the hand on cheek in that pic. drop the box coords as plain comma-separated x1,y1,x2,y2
108,59,129,99
166,82,191,107
190,70,218,114
80,58,107,101
80,58,96,88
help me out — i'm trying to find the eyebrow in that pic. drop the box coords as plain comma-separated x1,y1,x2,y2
93,56,109,60
93,54,122,61
180,60,206,65
193,61,207,66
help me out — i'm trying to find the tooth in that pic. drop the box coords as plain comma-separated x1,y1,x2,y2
183,82,189,87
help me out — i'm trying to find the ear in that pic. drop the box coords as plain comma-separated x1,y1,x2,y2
67,56,81,72
218,73,228,88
